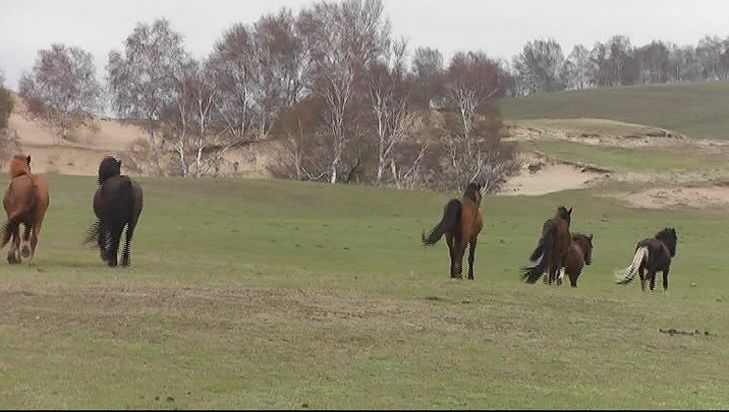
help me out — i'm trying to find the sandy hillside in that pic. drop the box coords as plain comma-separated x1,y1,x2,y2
7,93,145,175
6,93,278,178
4,93,687,197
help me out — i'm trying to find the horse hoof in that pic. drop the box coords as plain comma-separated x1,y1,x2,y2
21,246,30,258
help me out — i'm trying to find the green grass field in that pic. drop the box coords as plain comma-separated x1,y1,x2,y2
1,174,729,409
520,140,726,174
500,80,729,139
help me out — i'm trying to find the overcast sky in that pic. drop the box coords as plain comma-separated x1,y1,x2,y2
2,0,729,92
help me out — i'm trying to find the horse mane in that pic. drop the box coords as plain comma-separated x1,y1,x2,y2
9,154,31,178
572,233,593,265
98,156,122,184
655,227,677,257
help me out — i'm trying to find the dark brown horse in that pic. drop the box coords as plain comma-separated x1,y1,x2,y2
84,157,143,267
615,228,677,292
522,205,572,284
1,154,50,264
555,233,593,288
422,182,483,280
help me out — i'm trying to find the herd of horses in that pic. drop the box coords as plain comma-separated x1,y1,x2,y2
2,152,676,292
2,154,143,267
421,183,678,292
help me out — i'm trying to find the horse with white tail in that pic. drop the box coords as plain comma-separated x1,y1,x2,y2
615,228,677,292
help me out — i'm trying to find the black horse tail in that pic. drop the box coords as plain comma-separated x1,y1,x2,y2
422,199,461,246
522,223,555,283
82,220,101,247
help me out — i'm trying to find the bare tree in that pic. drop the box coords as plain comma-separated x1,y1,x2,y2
0,68,19,165
513,38,565,94
299,0,391,183
696,36,726,81
249,9,307,139
411,46,445,106
439,51,518,192
19,44,102,143
207,23,256,146
563,45,593,90
367,39,421,185
161,60,224,177
634,41,670,84
268,96,330,181
107,18,191,173
0,67,13,131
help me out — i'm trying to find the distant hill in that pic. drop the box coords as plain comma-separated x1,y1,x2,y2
499,80,729,140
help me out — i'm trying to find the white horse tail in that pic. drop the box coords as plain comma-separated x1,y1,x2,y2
615,246,648,284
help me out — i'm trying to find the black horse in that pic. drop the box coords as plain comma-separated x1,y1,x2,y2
84,157,143,267
615,228,677,292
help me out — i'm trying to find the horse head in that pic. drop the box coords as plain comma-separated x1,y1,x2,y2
464,181,483,204
98,156,122,184
583,234,594,265
656,227,677,257
556,205,572,225
9,154,31,178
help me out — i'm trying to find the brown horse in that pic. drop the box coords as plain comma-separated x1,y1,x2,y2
522,205,572,284
555,233,593,287
1,154,50,264
422,182,483,280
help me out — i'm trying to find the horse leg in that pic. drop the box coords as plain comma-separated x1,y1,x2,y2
6,224,21,264
549,264,560,285
121,221,136,267
21,223,32,258
453,238,466,279
639,267,647,292
467,236,477,280
569,268,579,288
446,234,455,278
662,267,670,293
107,223,124,267
97,221,109,262
649,271,657,292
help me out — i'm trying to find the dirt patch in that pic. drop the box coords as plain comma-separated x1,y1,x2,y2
498,153,610,196
607,185,729,209
503,119,687,149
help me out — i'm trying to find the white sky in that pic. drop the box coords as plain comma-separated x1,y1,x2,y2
2,0,729,91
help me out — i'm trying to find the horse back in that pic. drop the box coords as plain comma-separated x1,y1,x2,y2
552,219,571,257
98,176,135,221
3,175,37,219
459,197,482,239
30,174,50,211
564,241,584,274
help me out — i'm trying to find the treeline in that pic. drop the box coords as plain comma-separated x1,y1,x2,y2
0,70,19,165
507,35,729,95
11,0,519,191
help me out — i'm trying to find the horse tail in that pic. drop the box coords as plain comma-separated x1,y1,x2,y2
422,199,461,246
521,223,555,284
615,246,648,285
1,182,37,249
82,220,100,247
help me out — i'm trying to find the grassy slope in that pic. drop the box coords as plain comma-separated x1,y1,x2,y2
1,175,728,409
500,80,729,139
